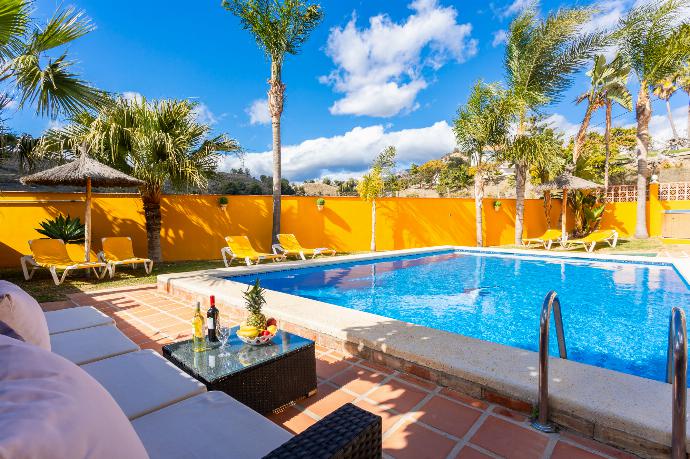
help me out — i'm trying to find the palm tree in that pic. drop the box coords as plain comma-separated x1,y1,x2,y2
675,62,690,140
574,54,631,176
357,166,384,252
617,0,690,238
504,6,605,244
453,81,511,246
0,1,106,118
38,97,241,262
653,79,680,142
222,0,323,244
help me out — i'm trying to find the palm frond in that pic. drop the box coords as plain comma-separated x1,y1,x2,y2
28,7,95,54
0,0,28,61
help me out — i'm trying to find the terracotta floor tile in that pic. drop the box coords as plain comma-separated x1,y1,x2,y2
268,406,318,434
470,416,549,459
551,442,605,459
492,406,529,423
330,366,386,395
367,378,428,413
413,396,482,439
383,419,457,459
315,354,351,380
299,383,356,417
354,399,405,434
560,432,638,459
358,359,394,374
439,388,488,410
39,300,75,312
452,446,494,459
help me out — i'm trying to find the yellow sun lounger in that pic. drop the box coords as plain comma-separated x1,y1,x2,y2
564,229,619,253
273,234,336,260
521,229,563,250
221,235,286,267
98,237,154,278
20,239,108,286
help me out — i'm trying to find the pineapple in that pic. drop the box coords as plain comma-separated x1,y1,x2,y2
243,279,267,330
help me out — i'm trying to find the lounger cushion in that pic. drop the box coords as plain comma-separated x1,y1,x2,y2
51,325,139,365
0,281,50,350
133,391,292,459
45,305,114,335
0,335,149,459
82,350,206,419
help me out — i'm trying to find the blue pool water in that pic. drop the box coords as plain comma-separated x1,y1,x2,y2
232,251,690,383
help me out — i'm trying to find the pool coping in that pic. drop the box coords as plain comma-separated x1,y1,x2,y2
157,246,690,456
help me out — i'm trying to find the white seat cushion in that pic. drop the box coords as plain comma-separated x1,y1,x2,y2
133,391,292,459
51,325,139,365
0,335,149,459
45,306,114,335
0,281,50,350
82,350,206,420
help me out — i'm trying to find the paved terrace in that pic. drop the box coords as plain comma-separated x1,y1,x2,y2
42,285,637,459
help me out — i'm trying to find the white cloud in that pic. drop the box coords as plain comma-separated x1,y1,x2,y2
121,91,144,103
192,103,218,125
501,0,531,18
218,121,456,181
321,0,477,118
246,99,271,125
491,29,508,47
627,104,689,148
544,113,583,142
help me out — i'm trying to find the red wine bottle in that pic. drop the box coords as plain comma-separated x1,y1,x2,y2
207,295,219,342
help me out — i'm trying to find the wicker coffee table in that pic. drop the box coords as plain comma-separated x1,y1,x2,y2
162,327,317,414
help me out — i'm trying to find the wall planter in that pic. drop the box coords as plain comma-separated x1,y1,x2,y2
218,196,229,211
316,198,325,211
493,200,502,212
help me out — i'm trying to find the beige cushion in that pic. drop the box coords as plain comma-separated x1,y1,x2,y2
0,335,149,459
0,281,50,350
82,350,206,420
51,325,139,365
133,391,292,459
45,306,113,335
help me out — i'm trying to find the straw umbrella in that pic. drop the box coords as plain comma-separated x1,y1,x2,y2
21,152,144,262
536,168,604,241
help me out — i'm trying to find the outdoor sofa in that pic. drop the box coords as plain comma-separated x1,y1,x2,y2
0,281,382,458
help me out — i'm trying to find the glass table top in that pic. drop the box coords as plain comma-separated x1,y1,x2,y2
162,326,314,383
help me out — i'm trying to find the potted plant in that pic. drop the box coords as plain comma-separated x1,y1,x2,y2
316,198,325,211
493,200,502,212
218,196,229,211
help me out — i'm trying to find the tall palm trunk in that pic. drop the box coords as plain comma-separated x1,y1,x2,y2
604,101,612,190
268,59,285,244
573,102,596,163
474,173,483,247
370,199,376,251
686,92,690,141
665,98,680,141
141,189,163,262
634,84,651,239
514,163,526,245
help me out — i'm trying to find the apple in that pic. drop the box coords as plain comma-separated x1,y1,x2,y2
266,318,277,327
261,330,272,336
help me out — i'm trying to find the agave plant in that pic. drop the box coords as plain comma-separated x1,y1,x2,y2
36,214,85,243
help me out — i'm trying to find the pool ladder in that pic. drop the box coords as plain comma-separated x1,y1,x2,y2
531,290,567,433
666,307,687,459
532,293,688,458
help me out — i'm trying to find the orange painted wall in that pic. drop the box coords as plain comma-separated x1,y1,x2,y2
0,190,681,269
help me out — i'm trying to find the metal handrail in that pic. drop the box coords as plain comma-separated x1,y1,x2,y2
531,290,568,433
666,307,687,459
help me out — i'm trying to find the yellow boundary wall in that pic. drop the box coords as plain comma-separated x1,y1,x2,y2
0,183,682,268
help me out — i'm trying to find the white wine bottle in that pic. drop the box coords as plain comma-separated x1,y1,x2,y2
192,301,206,352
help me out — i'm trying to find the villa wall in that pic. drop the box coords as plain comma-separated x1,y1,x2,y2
0,188,683,268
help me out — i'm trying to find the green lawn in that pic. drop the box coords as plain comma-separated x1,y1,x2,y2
506,236,688,256
1,259,228,303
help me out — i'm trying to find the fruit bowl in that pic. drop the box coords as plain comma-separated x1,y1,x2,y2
236,332,275,346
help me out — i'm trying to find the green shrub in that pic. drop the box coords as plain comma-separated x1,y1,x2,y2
218,196,229,205
36,214,85,244
316,198,326,206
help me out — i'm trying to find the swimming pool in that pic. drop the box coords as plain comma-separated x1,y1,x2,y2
232,250,690,384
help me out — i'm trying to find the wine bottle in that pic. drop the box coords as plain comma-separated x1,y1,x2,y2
192,301,206,352
207,295,219,342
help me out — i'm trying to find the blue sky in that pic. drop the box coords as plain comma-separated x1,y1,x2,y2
6,0,689,181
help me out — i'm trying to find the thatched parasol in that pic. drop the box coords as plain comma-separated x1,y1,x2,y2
21,151,143,262
536,168,603,241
